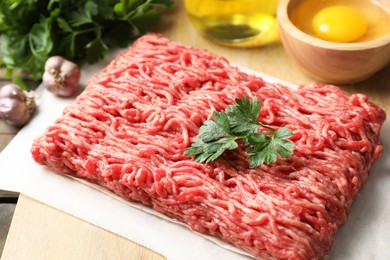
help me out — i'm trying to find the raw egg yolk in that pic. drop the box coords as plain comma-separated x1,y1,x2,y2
312,5,367,43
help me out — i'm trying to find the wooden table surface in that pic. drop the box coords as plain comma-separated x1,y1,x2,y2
1,1,390,259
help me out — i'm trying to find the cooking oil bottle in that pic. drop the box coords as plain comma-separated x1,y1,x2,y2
184,0,280,47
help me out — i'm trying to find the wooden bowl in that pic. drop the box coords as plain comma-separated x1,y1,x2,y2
277,0,390,84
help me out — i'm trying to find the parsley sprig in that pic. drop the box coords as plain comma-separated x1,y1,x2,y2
0,0,173,81
184,97,295,168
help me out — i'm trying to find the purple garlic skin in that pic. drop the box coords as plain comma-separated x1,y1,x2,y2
42,56,81,97
0,84,36,127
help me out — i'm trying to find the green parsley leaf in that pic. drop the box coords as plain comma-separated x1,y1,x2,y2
199,111,231,142
273,126,295,158
246,133,276,167
0,0,174,81
68,1,98,27
185,97,295,168
225,96,262,135
57,18,73,33
185,137,239,163
29,17,53,57
85,37,109,64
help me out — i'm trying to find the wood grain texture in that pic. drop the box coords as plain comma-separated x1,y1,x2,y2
1,1,390,259
0,122,18,152
0,191,18,199
0,74,20,260
2,194,165,260
0,204,16,258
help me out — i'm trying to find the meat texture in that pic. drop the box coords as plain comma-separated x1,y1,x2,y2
31,34,386,259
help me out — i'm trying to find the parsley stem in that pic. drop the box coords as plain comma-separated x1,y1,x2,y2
74,25,100,36
258,124,275,131
185,97,295,167
261,131,276,136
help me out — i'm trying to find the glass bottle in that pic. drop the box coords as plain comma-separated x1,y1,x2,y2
184,0,280,47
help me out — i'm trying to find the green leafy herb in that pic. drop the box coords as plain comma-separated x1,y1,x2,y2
185,97,295,168
0,0,174,82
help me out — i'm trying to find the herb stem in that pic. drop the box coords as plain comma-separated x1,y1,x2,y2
74,25,100,36
0,0,173,82
185,97,295,167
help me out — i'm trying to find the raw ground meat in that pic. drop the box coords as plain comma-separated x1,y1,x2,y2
31,34,386,259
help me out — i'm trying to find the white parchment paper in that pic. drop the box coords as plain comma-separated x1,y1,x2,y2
0,60,389,259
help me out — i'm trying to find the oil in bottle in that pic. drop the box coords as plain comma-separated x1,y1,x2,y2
184,0,280,47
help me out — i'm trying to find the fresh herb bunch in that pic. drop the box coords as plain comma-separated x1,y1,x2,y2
185,97,295,168
0,0,173,81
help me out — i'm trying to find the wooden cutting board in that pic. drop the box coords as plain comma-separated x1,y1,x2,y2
1,1,390,259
